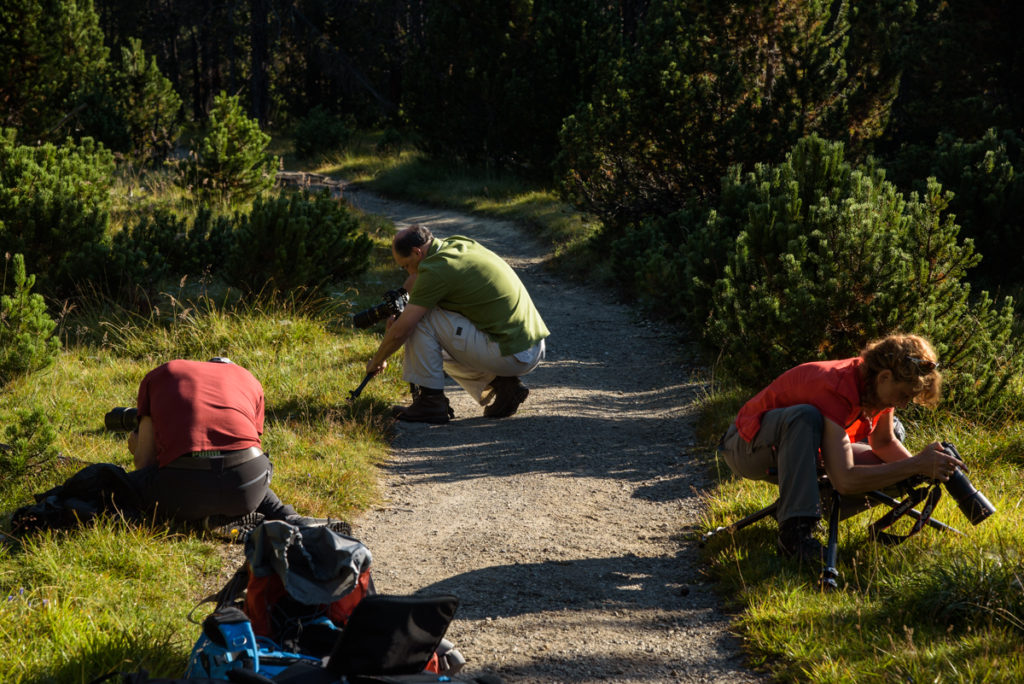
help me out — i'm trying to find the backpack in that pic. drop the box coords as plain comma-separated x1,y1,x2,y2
10,462,146,534
240,521,374,649
187,520,466,681
189,594,466,682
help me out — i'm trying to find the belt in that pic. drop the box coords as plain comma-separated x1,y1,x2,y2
166,446,265,471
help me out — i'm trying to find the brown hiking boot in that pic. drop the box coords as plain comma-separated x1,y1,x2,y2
393,392,454,424
484,376,530,418
777,516,824,566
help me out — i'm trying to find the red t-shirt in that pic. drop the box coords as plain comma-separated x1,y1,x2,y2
735,357,890,443
136,360,265,467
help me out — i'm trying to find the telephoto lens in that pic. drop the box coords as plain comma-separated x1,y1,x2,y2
352,301,390,329
104,407,139,432
941,442,996,525
352,288,408,329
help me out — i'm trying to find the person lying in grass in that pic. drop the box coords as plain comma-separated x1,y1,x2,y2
717,333,964,564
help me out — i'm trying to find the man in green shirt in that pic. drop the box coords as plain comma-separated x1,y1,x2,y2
365,224,549,423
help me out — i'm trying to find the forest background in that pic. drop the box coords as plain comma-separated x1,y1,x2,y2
2,0,1024,681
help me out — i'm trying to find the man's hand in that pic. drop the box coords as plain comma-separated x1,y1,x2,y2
366,358,388,376
366,303,430,378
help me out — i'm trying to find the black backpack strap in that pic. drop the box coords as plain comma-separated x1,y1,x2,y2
188,561,250,624
869,481,943,546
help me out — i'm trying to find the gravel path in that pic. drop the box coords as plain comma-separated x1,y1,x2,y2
342,185,762,684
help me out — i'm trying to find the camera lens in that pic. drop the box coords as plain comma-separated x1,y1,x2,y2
944,468,996,525
352,302,387,329
104,407,139,432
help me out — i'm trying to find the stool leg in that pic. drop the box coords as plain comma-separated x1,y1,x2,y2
820,489,841,590
865,490,962,535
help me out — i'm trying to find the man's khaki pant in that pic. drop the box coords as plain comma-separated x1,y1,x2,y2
403,308,544,405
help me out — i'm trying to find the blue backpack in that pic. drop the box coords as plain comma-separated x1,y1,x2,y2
185,606,325,679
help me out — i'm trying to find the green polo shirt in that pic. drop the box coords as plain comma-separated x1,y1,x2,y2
409,235,549,355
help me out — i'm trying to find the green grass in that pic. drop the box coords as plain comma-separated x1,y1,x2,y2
0,521,220,682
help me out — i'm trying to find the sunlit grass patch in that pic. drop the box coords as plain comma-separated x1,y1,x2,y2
317,133,424,184
0,519,221,682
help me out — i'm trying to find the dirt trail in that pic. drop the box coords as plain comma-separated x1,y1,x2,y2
342,185,762,683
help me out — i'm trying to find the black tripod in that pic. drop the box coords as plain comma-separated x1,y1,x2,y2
701,474,961,590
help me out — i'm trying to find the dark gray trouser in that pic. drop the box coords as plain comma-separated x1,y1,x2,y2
719,404,824,524
130,453,296,523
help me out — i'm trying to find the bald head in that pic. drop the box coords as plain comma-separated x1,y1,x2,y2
393,225,433,257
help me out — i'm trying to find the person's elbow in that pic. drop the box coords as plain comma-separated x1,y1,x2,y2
391,305,428,341
825,467,861,496
389,320,416,345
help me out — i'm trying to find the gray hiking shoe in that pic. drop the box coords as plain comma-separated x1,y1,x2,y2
285,515,353,536
203,511,265,543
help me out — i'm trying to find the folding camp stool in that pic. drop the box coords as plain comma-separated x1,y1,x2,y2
700,471,961,590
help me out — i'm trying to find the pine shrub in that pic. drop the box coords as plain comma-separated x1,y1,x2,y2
0,0,108,142
0,254,61,387
106,207,234,299
0,409,59,494
181,92,277,204
673,135,1019,415
0,130,114,296
77,37,182,162
292,106,352,160
887,128,1024,288
226,192,373,292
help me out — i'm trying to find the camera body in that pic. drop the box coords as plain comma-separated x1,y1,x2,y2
940,442,996,525
352,288,409,329
105,407,139,432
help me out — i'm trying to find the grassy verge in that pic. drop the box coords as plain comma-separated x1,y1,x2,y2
0,171,415,680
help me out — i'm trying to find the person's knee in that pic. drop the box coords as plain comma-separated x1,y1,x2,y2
784,404,824,437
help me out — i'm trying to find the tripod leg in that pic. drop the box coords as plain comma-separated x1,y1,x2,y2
700,500,778,546
820,489,841,591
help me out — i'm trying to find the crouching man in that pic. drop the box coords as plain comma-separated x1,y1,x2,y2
128,357,300,526
366,225,549,423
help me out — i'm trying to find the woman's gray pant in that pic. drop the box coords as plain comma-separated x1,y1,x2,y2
719,404,824,523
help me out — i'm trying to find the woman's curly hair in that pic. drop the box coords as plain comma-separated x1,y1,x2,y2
861,334,942,408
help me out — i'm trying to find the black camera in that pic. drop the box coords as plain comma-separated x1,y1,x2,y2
941,442,996,525
352,288,408,329
104,407,139,432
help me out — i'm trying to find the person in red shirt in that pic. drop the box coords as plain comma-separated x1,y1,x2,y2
128,358,297,525
718,334,965,563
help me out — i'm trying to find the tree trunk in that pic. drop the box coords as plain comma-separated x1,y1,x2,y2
250,0,270,126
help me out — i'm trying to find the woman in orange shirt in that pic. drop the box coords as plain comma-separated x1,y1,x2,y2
718,334,964,564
